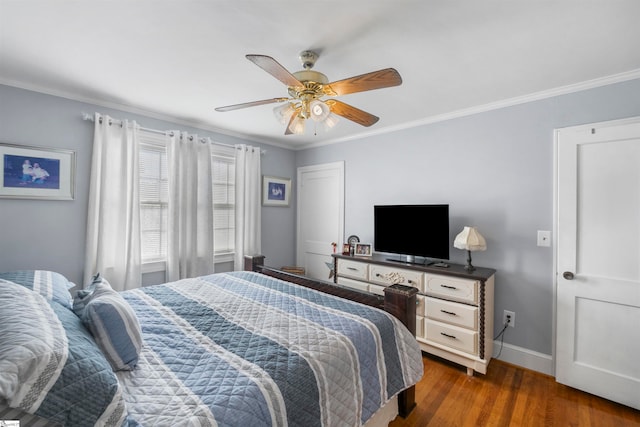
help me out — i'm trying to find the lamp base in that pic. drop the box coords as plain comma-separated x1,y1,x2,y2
464,250,476,272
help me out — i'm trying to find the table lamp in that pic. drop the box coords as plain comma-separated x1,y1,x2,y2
453,226,487,271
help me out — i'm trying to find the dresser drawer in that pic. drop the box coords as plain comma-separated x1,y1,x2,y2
425,319,477,355
426,297,478,330
337,259,368,281
424,274,478,304
337,277,370,293
369,264,423,292
369,284,386,296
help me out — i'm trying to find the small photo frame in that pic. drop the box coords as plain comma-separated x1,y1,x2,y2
0,142,75,200
342,243,351,255
262,175,291,206
354,243,372,257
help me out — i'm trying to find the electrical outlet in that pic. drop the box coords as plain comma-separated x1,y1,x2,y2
503,310,515,328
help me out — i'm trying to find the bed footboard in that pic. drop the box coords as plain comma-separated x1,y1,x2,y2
244,255,418,417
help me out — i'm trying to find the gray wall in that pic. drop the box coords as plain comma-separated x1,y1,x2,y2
0,84,297,286
296,78,640,356
3,78,639,358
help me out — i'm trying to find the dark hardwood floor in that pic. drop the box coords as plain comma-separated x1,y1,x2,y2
390,354,640,427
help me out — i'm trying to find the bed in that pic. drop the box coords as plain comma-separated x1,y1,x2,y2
0,257,423,426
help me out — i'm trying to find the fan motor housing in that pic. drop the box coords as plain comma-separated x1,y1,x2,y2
292,70,328,85
289,70,329,101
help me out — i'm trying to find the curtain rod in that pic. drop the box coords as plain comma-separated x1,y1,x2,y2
81,112,264,153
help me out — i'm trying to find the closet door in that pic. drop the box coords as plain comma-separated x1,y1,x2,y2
297,162,344,280
555,118,640,410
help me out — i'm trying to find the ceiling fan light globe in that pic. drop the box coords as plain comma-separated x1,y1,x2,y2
288,114,306,134
309,100,331,122
321,113,339,131
273,103,295,124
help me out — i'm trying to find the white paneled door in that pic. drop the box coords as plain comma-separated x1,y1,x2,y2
296,162,344,281
555,118,640,410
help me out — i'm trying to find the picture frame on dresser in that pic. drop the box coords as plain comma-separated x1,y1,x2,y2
0,142,75,200
354,243,372,256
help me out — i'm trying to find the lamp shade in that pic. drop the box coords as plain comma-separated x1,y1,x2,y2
273,103,295,125
309,100,331,122
321,113,339,131
454,226,487,251
288,114,306,134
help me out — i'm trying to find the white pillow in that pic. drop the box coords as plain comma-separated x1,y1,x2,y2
0,280,68,412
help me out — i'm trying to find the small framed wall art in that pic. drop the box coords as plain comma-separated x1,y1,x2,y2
0,142,76,200
262,175,291,206
354,243,373,257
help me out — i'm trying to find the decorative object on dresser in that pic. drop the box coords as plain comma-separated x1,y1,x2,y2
354,243,372,256
333,253,495,376
342,243,351,255
346,234,360,255
453,226,487,271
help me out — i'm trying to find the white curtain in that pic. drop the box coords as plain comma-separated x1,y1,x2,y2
166,132,215,281
234,145,262,270
84,113,141,290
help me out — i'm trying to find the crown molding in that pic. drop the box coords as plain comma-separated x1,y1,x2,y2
0,77,287,148
3,68,639,152
295,68,640,150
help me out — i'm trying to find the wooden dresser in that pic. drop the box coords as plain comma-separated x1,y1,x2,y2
333,253,496,375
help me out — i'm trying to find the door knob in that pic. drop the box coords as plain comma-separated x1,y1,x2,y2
563,271,574,280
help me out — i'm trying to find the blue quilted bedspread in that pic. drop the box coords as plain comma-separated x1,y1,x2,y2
118,271,423,427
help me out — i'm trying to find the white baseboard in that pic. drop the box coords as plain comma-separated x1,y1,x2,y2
492,341,554,376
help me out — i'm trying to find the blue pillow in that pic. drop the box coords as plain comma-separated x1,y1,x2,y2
0,270,74,309
73,276,143,371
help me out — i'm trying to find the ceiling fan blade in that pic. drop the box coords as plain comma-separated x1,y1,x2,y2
325,68,402,96
246,54,303,87
328,100,379,127
215,97,288,112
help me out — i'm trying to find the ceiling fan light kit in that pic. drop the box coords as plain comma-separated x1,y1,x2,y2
216,50,402,136
273,102,296,125
288,114,306,135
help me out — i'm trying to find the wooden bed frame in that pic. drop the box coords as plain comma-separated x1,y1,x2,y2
244,255,419,418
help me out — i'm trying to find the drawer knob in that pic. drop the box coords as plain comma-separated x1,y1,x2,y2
440,284,458,290
563,271,574,280
440,309,457,316
440,332,457,340
347,267,358,271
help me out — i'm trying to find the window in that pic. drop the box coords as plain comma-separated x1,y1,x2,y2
139,133,168,263
138,131,236,267
212,151,235,257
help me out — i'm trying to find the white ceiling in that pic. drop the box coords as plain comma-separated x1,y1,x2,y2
2,1,640,149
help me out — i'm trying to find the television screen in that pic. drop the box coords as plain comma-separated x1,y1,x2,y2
374,204,449,262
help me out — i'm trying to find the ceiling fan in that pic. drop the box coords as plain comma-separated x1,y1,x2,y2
215,50,402,135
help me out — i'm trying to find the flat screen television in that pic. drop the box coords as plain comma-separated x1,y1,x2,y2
374,204,449,264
